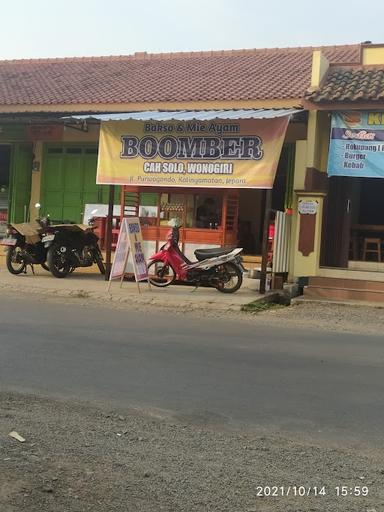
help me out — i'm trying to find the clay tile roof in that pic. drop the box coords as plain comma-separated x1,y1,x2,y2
306,65,384,103
0,45,361,108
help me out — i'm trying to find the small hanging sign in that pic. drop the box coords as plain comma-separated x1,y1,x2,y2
298,200,318,215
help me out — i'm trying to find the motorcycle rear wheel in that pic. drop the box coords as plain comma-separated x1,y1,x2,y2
147,260,176,287
215,262,243,293
6,246,26,275
47,245,71,278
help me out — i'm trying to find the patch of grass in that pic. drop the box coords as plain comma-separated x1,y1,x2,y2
241,300,282,314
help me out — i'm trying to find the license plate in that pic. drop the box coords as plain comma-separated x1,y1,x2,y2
1,238,17,246
42,234,55,243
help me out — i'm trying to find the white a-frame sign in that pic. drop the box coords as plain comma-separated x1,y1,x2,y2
107,217,150,293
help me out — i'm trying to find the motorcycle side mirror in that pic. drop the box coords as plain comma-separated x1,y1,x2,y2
168,217,181,228
39,216,51,228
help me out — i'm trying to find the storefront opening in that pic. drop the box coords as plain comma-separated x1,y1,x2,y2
321,176,384,269
0,145,11,237
139,191,223,230
237,143,294,255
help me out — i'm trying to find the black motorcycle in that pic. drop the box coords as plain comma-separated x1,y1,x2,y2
44,222,105,278
1,218,51,275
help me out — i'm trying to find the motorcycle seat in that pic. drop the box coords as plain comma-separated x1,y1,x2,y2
194,247,235,261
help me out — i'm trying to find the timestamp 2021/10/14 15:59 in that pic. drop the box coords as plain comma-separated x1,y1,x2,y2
256,485,370,497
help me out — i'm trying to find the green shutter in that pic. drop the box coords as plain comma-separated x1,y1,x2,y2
41,145,120,224
9,144,33,222
62,150,83,222
41,147,65,222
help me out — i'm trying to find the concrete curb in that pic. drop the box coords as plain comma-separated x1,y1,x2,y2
0,279,264,314
293,296,384,309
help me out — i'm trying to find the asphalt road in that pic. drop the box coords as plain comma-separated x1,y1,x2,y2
1,295,383,451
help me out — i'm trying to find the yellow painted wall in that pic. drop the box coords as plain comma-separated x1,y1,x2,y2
293,140,307,191
290,73,331,279
289,140,307,277
362,46,384,65
289,141,329,279
305,110,330,172
310,50,329,88
291,194,325,277
317,111,331,171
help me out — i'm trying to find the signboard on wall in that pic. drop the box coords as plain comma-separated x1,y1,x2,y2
97,118,290,189
298,199,318,215
26,124,63,141
328,112,384,178
0,124,26,142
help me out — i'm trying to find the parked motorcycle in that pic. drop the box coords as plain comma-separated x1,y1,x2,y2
147,220,245,293
44,217,105,278
1,216,51,275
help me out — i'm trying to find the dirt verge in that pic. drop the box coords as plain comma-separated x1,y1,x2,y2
1,392,383,512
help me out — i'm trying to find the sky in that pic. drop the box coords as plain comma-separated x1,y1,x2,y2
1,0,384,60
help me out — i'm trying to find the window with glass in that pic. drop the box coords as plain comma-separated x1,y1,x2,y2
159,193,185,226
192,195,222,229
137,190,223,229
139,192,158,226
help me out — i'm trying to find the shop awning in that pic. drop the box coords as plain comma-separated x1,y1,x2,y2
66,108,302,122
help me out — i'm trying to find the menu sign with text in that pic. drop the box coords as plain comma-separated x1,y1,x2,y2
328,112,384,178
109,217,148,287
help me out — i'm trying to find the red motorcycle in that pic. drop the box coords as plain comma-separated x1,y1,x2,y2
147,222,245,293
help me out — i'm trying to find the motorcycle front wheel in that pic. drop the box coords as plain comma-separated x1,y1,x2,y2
93,247,106,275
147,260,176,287
47,245,71,278
215,262,243,293
6,246,26,275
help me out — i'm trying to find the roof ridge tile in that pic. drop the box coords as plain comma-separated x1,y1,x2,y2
0,43,361,65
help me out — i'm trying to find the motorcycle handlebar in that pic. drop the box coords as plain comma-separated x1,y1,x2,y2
171,226,181,244
37,216,51,228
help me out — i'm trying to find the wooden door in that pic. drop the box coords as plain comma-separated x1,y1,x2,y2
320,177,354,268
223,191,239,246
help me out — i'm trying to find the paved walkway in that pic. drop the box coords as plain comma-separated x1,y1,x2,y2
0,264,262,312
